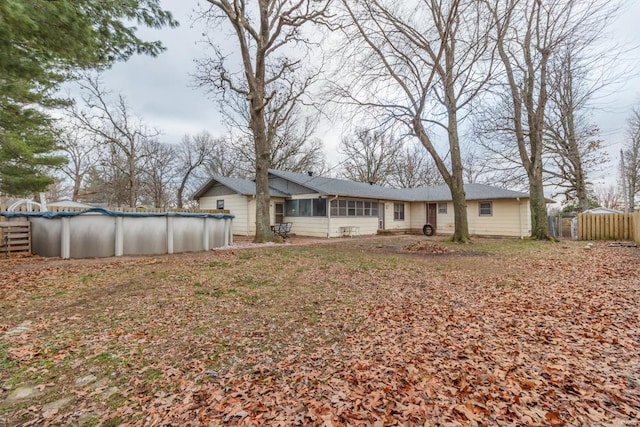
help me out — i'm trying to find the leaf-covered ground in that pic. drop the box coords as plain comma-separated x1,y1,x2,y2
1,236,639,426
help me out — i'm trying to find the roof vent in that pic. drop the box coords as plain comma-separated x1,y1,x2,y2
307,171,313,176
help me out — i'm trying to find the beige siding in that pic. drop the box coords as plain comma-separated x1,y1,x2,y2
409,203,427,230
384,201,411,231
247,199,256,235
328,216,379,237
203,194,532,238
408,199,530,237
436,203,455,234
280,216,378,238
200,194,251,236
284,216,329,238
466,199,530,237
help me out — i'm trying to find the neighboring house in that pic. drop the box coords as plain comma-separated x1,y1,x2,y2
581,207,623,214
193,169,536,238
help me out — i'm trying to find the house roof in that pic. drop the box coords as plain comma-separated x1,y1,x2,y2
583,207,622,214
268,169,410,201
192,175,290,199
405,183,530,202
268,170,530,201
193,169,533,202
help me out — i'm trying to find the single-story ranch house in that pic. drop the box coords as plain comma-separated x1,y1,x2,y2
193,169,537,238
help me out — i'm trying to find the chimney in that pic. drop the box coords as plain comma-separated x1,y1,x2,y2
307,171,313,176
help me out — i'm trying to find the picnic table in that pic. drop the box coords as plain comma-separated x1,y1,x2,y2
271,222,292,238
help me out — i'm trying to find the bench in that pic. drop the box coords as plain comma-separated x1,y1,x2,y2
340,226,360,237
271,222,292,239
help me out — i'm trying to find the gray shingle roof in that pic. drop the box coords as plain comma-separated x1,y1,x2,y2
193,170,532,202
269,170,530,201
192,175,289,199
401,183,530,201
268,169,409,200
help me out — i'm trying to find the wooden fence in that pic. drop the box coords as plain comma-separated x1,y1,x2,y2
0,222,31,256
577,212,640,242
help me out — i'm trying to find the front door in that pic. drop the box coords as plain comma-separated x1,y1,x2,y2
378,202,385,230
275,203,284,224
427,203,437,230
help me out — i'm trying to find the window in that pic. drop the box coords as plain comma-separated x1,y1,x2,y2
216,200,224,209
285,199,327,217
338,200,347,216
394,203,405,221
438,203,447,214
313,199,327,217
348,200,356,216
298,199,312,216
330,200,379,217
285,200,298,216
479,201,493,216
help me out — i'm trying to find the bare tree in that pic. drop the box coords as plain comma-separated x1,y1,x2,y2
69,74,160,207
82,147,131,206
541,3,622,211
622,108,640,211
203,138,247,178
389,142,445,188
175,132,219,208
194,0,332,242
594,185,621,210
140,141,177,208
486,0,617,238
338,128,401,185
228,113,327,177
56,126,100,201
334,0,494,242
461,148,494,185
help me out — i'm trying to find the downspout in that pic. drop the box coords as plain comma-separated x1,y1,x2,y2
248,195,255,237
517,197,523,239
327,195,339,238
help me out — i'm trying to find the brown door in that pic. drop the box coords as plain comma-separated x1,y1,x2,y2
275,203,284,224
427,203,437,229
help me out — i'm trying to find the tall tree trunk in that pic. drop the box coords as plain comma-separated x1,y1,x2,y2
252,111,272,243
529,168,550,239
526,130,552,240
451,185,468,242
447,105,469,242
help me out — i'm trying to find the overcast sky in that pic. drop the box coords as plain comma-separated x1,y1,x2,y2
96,0,640,186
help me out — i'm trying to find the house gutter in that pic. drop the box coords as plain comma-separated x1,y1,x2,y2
248,194,254,237
327,195,339,238
517,197,523,239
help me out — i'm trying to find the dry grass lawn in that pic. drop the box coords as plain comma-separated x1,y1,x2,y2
1,236,639,426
